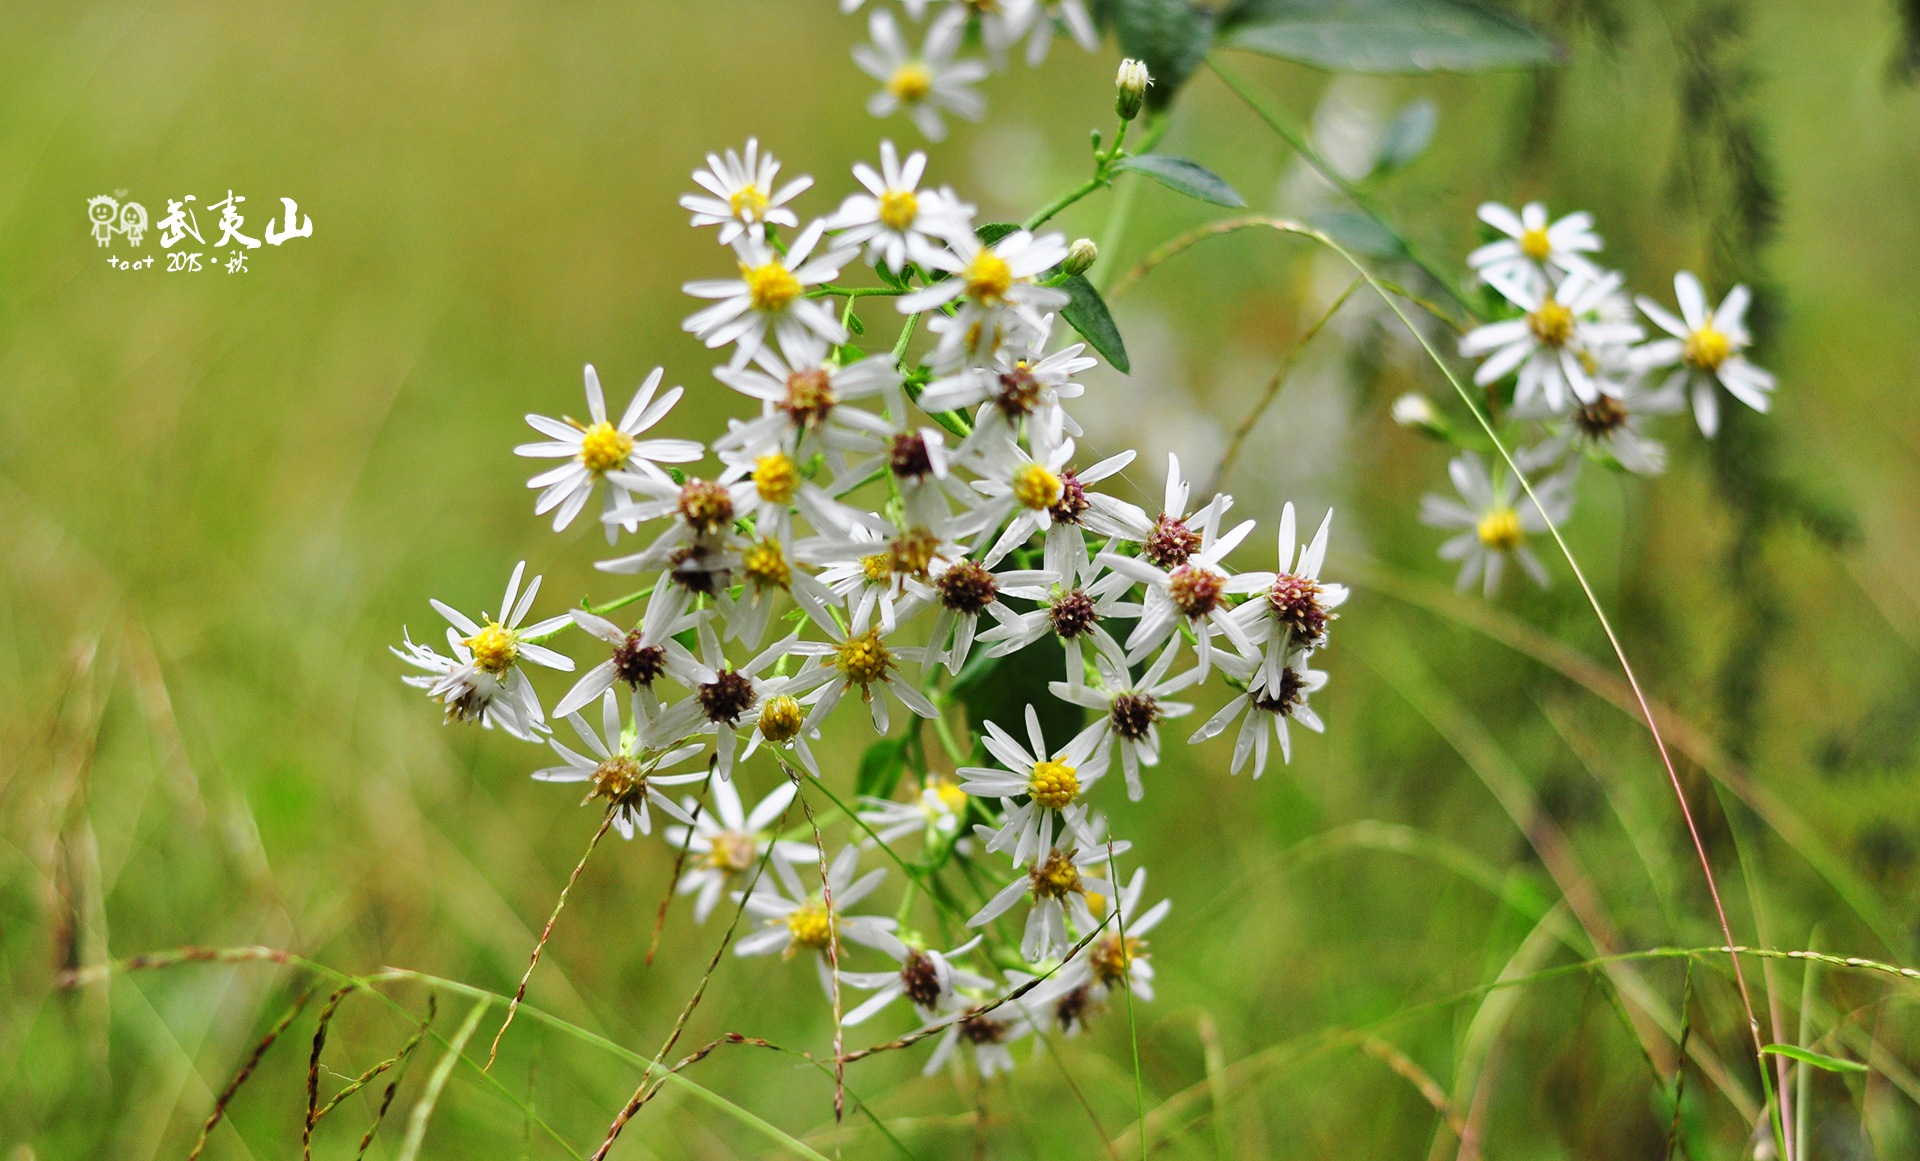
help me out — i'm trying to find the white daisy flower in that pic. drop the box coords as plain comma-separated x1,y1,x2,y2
828,140,974,272
1467,201,1602,293
973,440,1148,571
1047,867,1168,1034
596,475,761,627
1188,645,1327,779
714,429,870,557
793,617,941,734
859,775,972,845
721,533,844,650
976,547,1139,691
920,995,1041,1079
664,777,813,923
1632,272,1775,438
967,833,1126,962
1460,266,1644,411
1224,502,1350,693
738,682,829,778
682,220,856,370
942,0,1039,66
840,935,992,1026
1136,452,1229,571
515,365,705,541
393,561,575,741
854,9,988,143
711,338,902,462
531,690,708,840
921,314,1097,451
911,553,1056,675
1099,512,1263,681
645,626,826,781
802,510,985,633
552,605,709,719
1049,644,1198,802
958,705,1110,867
899,228,1070,371
1419,451,1574,595
1022,0,1098,67
1512,375,1684,477
680,138,813,247
735,846,907,998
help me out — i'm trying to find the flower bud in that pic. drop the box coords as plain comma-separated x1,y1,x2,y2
1391,392,1449,439
1063,238,1098,277
1115,59,1150,122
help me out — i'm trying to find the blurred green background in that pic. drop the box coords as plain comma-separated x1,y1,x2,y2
5,0,1920,1157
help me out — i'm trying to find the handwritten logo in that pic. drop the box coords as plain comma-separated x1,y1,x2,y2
91,190,313,273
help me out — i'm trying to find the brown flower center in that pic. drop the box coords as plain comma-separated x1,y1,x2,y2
1143,514,1201,569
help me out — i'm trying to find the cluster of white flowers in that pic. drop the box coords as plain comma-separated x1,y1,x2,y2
843,0,1099,141
392,119,1347,1077
1409,201,1777,596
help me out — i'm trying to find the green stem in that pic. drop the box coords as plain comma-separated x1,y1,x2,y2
1205,55,1480,320
806,285,907,300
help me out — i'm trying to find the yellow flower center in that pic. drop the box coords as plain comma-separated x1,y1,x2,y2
1030,848,1084,901
1518,226,1552,261
753,452,799,505
785,900,835,951
1683,324,1733,371
1476,508,1524,551
1090,934,1145,988
887,526,942,579
888,62,933,103
832,627,893,687
963,250,1015,305
677,479,735,534
878,188,919,232
1012,463,1063,511
1526,297,1573,347
758,695,805,743
1027,760,1079,810
464,622,518,675
859,553,893,583
744,261,801,312
729,183,769,222
590,755,643,805
932,780,968,814
706,829,756,872
743,539,791,589
576,421,634,475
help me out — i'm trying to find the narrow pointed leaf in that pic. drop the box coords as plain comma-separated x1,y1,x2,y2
1759,1043,1868,1073
1114,154,1247,207
1059,274,1130,373
1222,0,1559,74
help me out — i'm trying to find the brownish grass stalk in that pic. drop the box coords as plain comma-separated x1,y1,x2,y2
487,808,617,1070
186,985,314,1161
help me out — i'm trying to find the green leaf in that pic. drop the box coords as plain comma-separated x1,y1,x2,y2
956,636,1085,754
1223,0,1559,74
1759,1044,1869,1073
1113,154,1247,207
1374,97,1438,172
1105,0,1216,110
1060,274,1130,373
975,221,1021,247
1308,209,1405,259
855,735,910,800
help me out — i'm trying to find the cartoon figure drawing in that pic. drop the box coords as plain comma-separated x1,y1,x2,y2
208,190,260,249
158,197,204,248
263,197,313,246
88,195,119,246
118,200,149,247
